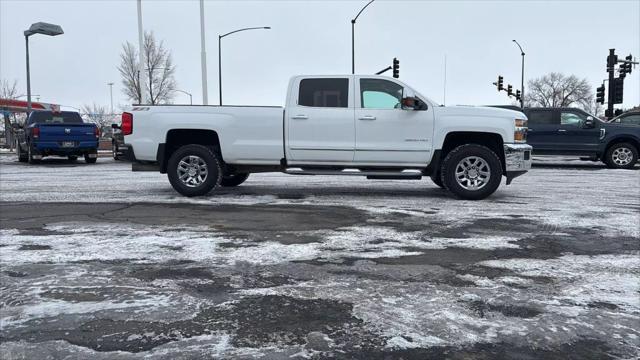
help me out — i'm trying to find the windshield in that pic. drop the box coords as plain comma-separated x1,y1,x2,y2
29,111,84,125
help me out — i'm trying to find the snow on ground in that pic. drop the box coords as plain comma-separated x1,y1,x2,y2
0,154,639,358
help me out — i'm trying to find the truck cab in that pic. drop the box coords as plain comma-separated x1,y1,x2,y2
123,75,532,200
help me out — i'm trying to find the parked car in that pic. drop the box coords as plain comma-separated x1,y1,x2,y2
16,111,99,164
521,107,639,169
111,123,125,160
609,109,640,126
121,75,532,200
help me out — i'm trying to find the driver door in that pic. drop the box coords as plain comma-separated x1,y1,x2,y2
558,110,601,154
353,77,434,165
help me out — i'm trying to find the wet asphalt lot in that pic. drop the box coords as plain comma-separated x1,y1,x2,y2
0,155,638,359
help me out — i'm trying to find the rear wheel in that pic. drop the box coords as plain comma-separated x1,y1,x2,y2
27,143,40,164
85,153,97,164
604,142,637,169
440,144,502,200
221,173,250,187
167,144,222,197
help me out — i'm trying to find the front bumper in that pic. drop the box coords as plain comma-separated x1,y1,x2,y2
504,143,532,184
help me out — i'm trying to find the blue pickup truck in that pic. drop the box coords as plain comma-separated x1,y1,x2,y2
16,111,99,164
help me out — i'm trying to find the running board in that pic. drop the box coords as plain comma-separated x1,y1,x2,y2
285,168,423,179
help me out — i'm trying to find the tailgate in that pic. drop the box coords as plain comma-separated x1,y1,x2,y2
37,124,97,145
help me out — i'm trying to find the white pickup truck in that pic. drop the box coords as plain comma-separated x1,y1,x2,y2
122,75,531,200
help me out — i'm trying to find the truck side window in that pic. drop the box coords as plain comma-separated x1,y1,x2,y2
298,78,348,108
527,111,556,125
560,111,584,126
360,79,403,109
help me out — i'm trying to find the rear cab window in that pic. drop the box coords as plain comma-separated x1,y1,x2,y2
298,78,349,108
29,111,84,125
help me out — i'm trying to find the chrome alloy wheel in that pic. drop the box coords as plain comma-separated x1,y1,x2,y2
455,156,491,191
612,147,633,166
177,155,208,187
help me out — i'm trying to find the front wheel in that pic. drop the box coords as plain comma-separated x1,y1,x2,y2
167,144,222,197
17,143,27,162
440,144,502,200
112,142,120,160
604,143,638,169
221,173,250,187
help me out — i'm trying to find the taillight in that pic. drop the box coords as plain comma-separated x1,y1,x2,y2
94,127,100,139
121,112,133,135
32,127,40,139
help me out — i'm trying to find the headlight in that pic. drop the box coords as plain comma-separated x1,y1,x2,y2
514,118,528,143
515,119,528,127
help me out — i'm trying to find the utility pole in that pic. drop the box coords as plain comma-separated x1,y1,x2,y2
606,49,616,119
107,82,114,114
137,0,147,105
200,0,208,105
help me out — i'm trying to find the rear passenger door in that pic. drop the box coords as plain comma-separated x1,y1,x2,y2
286,77,355,163
526,109,560,153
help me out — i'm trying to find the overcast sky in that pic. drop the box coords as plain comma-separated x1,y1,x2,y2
1,0,639,112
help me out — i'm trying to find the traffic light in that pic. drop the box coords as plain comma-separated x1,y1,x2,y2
392,58,399,78
497,76,504,91
607,49,618,72
515,90,521,101
596,84,605,104
625,55,633,74
507,84,513,97
613,77,624,104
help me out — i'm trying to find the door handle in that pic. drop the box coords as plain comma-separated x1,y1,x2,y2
291,115,308,120
558,129,567,132
358,115,376,120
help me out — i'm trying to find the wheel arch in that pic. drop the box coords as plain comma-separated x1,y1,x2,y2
439,131,506,173
603,136,640,157
160,129,222,174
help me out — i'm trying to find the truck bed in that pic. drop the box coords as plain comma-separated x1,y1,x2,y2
128,105,285,165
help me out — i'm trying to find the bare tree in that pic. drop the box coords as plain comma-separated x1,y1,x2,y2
1,79,19,99
81,103,113,138
117,31,176,105
525,73,598,114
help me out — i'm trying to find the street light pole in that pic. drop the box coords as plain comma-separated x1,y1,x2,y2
174,89,193,105
351,0,375,74
24,22,64,113
218,26,271,105
107,82,114,114
513,40,525,108
200,0,209,105
25,36,32,112
137,0,147,104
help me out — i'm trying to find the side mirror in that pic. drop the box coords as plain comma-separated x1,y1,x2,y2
583,117,595,129
111,123,120,129
401,97,428,110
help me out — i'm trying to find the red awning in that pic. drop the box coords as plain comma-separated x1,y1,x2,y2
0,98,59,113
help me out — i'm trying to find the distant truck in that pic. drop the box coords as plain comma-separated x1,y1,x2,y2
122,75,532,200
16,111,99,164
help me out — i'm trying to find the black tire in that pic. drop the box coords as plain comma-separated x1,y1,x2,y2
429,172,445,189
440,144,502,200
68,155,78,162
220,173,250,187
167,144,222,197
604,142,638,170
27,143,40,164
112,142,120,160
17,143,27,163
84,153,97,164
